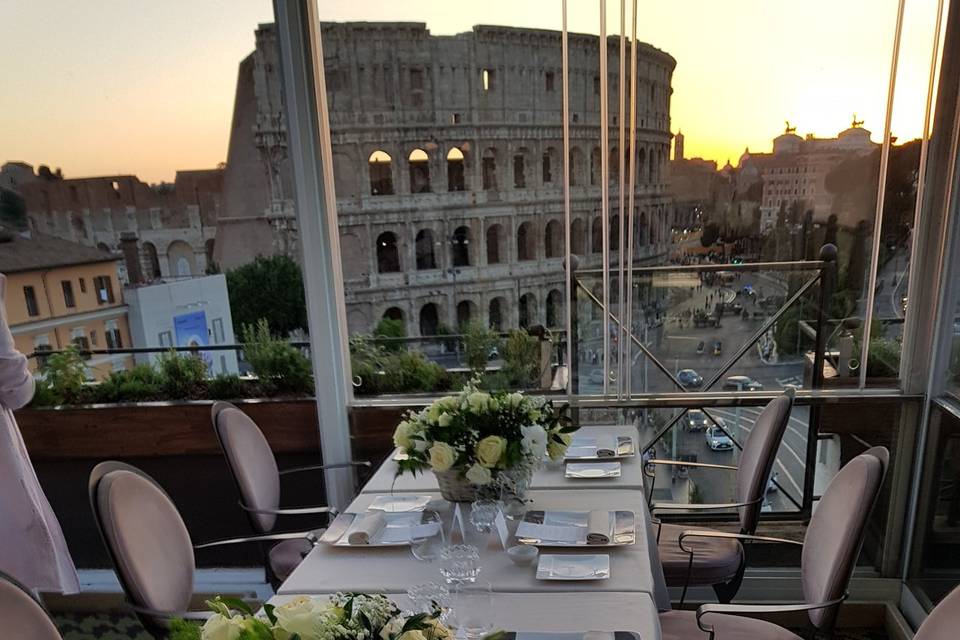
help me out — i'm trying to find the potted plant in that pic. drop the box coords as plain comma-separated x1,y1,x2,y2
392,378,576,502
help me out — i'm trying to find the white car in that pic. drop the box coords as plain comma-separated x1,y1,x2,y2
723,375,764,391
705,425,734,451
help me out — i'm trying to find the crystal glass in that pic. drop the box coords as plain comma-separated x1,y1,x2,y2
406,582,450,616
439,544,481,585
469,500,499,533
410,510,444,563
452,581,493,640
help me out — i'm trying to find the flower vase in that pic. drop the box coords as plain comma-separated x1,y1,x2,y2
433,469,478,502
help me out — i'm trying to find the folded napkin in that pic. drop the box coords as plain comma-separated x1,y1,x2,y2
594,435,618,458
347,512,387,545
586,510,611,545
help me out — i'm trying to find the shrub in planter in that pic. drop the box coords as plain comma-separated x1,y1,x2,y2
372,317,406,352
462,322,500,373
157,350,209,399
502,330,541,387
241,319,313,394
32,346,87,406
207,373,246,400
89,365,164,403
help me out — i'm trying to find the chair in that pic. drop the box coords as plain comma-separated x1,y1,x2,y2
89,461,316,639
0,571,63,640
914,584,960,640
211,402,370,587
658,446,889,640
647,390,794,603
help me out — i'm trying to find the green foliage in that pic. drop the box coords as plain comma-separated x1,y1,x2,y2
167,619,202,640
225,255,307,336
36,346,87,405
865,338,901,378
242,319,314,394
462,322,501,373
373,317,406,352
350,336,449,395
502,330,541,386
92,365,164,403
774,306,801,357
207,374,246,399
0,187,27,229
157,350,209,399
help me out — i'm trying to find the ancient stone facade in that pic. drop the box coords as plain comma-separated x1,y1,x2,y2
4,163,221,283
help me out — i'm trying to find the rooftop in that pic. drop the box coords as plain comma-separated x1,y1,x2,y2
0,228,118,274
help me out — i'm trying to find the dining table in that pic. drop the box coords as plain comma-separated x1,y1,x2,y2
273,422,669,639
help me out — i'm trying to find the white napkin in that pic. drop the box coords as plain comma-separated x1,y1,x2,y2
586,510,611,545
516,521,581,543
347,512,386,544
594,435,618,458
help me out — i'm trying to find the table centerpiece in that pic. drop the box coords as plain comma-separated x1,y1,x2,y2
392,379,576,502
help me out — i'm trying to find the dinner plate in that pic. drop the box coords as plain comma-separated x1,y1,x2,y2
536,554,610,580
515,510,636,547
565,462,622,479
320,512,441,546
366,494,432,512
564,436,635,460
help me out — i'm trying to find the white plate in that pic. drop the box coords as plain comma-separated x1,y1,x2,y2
367,494,432,513
515,510,636,547
321,512,441,546
564,436,635,460
536,554,610,580
565,462,622,479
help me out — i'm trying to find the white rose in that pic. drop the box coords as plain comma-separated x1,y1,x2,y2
393,421,414,450
507,392,524,408
380,617,405,640
428,442,457,472
521,425,548,459
437,413,453,428
413,437,429,453
466,391,491,413
465,463,492,485
201,614,245,640
274,595,321,640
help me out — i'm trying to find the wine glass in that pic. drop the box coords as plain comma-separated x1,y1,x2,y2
410,510,444,563
439,544,480,585
451,581,493,640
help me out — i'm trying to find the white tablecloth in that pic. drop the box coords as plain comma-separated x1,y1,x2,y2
362,426,646,494
266,592,661,638
279,489,659,596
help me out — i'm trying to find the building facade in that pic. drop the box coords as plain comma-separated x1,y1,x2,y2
0,228,133,379
214,23,678,337
2,163,222,284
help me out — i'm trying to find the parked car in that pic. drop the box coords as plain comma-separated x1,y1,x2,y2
723,375,764,391
705,424,734,451
677,368,703,388
696,340,705,355
713,340,723,356
686,409,709,431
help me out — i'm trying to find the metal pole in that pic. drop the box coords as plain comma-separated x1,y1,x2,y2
600,0,610,396
625,0,639,400
617,0,627,401
562,0,573,399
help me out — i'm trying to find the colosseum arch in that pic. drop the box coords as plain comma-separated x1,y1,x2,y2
542,146,559,184
512,147,530,189
419,302,440,336
609,146,619,183
486,223,504,264
332,151,359,197
142,241,161,279
590,147,601,186
488,297,506,331
415,228,437,270
482,148,498,190
546,289,563,328
408,148,431,193
368,150,394,195
610,214,620,250
570,218,586,255
383,306,405,323
591,216,603,254
637,147,647,183
544,219,562,259
446,147,466,191
166,240,195,277
451,225,471,267
648,147,657,183
456,300,477,328
517,221,535,261
569,147,584,186
376,231,401,273
519,292,537,328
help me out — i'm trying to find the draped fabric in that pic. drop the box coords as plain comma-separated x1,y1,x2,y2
0,274,79,593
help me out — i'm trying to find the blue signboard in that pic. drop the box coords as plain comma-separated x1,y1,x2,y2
173,310,210,366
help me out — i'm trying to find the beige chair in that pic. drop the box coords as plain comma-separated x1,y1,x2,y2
647,391,794,603
211,402,370,587
89,461,315,639
658,446,888,640
0,571,63,640
914,584,960,640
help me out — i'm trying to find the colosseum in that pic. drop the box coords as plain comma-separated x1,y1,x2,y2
217,22,678,337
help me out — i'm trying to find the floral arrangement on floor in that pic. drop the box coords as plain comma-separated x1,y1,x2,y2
170,593,453,640
392,379,576,490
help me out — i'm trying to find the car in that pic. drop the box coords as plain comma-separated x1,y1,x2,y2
588,369,606,385
686,409,709,431
696,340,705,355
677,369,703,388
488,346,500,361
723,375,764,391
705,425,733,451
713,340,723,356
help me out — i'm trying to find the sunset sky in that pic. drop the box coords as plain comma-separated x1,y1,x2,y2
0,1,943,184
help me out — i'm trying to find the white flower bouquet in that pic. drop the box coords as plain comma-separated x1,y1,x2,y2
170,593,454,640
393,379,576,500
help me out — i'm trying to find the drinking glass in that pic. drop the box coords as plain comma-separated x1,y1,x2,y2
469,500,499,534
406,582,450,616
410,510,444,563
439,544,480,585
452,581,493,640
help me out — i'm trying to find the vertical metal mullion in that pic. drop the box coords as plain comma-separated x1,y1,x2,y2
860,0,906,389
600,0,610,396
624,0,638,401
562,0,573,398
616,0,627,401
